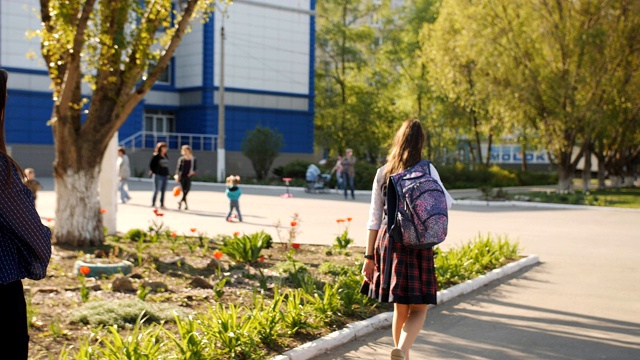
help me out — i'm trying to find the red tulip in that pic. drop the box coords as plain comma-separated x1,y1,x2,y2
233,232,240,237
259,255,265,262
190,228,197,233
347,217,353,222
79,266,90,276
100,208,107,214
213,250,223,260
170,232,177,238
290,221,298,227
292,243,300,249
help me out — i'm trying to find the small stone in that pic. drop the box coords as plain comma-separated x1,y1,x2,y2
93,249,107,258
164,257,185,265
142,281,169,292
128,273,145,279
189,276,214,289
112,276,135,293
33,287,59,294
206,259,222,270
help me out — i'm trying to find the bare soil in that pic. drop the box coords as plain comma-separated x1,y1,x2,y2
25,237,389,359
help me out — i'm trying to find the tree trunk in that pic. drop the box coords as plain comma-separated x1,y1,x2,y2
582,145,591,192
558,167,574,192
595,151,606,191
54,166,104,246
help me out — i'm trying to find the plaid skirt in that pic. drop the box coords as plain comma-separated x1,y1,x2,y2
360,225,437,304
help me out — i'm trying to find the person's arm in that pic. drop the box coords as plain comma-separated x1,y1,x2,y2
362,167,385,282
175,157,183,180
149,155,158,175
189,158,197,177
0,158,52,280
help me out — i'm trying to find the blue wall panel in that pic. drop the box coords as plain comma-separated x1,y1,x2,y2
119,102,145,141
6,91,54,145
221,107,313,154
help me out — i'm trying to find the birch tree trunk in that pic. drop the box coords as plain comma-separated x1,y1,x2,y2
54,166,103,246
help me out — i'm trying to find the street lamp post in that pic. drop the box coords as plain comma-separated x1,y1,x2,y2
217,22,226,182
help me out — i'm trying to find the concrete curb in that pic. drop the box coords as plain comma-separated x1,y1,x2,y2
271,254,540,360
454,199,640,212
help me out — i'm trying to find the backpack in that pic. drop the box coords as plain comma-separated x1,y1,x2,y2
386,160,448,249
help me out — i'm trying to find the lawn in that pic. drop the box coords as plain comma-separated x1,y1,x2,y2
513,187,640,208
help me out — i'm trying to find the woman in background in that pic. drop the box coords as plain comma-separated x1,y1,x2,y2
175,145,197,210
149,142,169,209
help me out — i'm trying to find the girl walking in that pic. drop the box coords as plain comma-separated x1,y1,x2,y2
175,145,197,210
361,119,453,360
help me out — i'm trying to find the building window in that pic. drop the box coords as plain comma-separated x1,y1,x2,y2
149,61,171,84
144,110,175,134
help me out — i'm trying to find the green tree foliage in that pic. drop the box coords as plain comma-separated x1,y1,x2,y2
241,126,284,180
421,0,640,190
35,0,229,246
315,0,400,162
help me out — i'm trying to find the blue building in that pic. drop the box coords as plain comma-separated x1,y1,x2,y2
0,0,316,178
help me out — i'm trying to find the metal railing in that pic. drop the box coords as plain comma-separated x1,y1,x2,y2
119,131,218,152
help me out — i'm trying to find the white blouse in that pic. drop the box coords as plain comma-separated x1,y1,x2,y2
367,163,454,230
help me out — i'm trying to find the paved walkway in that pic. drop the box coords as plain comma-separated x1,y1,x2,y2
35,179,640,359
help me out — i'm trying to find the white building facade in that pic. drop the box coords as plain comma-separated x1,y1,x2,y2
0,0,316,177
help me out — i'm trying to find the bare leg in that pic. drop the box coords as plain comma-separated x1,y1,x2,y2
396,304,428,360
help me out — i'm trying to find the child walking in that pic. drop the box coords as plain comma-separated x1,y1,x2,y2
225,175,242,222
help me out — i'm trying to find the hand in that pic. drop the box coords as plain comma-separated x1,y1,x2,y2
362,259,375,283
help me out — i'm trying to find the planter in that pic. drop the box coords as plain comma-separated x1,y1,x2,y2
74,259,134,278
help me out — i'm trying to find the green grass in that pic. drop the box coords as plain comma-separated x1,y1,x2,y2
70,299,187,327
514,188,640,208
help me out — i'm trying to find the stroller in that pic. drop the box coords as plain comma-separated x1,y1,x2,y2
305,164,330,193
306,173,331,193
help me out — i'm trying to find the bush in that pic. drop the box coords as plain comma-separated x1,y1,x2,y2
438,163,556,189
488,165,519,187
124,228,147,242
242,126,284,180
272,159,312,179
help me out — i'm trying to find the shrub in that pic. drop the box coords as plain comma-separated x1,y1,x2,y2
242,126,284,180
272,159,312,179
124,228,147,242
488,165,519,187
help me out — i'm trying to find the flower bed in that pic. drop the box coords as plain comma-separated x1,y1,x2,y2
26,218,521,359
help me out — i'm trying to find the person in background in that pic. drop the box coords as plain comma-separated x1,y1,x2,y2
225,175,243,222
0,68,52,359
341,148,356,199
330,154,344,192
149,142,169,209
117,147,131,204
361,119,453,360
23,168,42,204
305,162,321,192
175,145,197,210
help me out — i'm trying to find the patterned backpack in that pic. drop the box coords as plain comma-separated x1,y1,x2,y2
386,160,448,249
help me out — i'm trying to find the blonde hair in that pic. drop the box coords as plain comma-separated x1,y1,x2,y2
24,168,36,176
226,175,241,186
